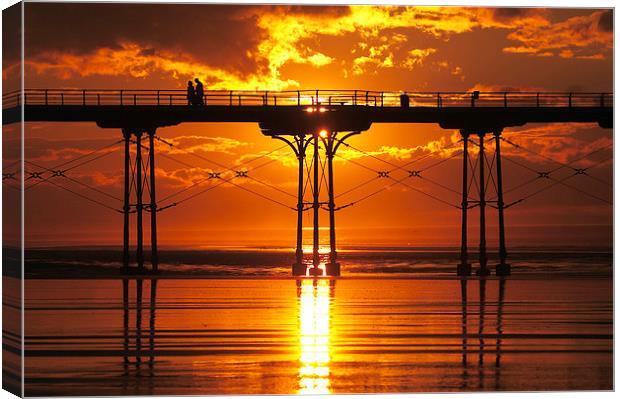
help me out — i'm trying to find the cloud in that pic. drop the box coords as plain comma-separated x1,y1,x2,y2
233,131,463,173
432,60,465,81
352,52,394,75
72,170,122,188
402,48,437,69
22,3,263,74
502,123,612,167
13,5,613,90
253,6,480,79
160,135,249,155
155,166,217,188
244,6,609,81
24,42,299,90
236,149,298,169
503,10,612,59
336,131,462,165
154,165,296,202
467,83,547,92
21,138,122,165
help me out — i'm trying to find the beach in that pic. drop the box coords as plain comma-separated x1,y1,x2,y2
17,269,613,395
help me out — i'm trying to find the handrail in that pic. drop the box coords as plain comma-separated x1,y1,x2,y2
1,89,613,109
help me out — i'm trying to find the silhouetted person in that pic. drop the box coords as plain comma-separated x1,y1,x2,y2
194,78,204,105
187,81,195,105
400,92,410,108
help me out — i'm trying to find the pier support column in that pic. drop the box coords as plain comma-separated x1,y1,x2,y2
494,130,510,276
476,133,490,276
457,131,471,276
122,128,131,273
136,130,144,271
120,127,162,275
320,130,359,277
272,134,311,276
310,134,322,276
275,129,359,277
148,129,159,273
324,132,340,277
293,135,307,275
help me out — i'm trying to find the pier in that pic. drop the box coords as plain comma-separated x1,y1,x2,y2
3,89,613,276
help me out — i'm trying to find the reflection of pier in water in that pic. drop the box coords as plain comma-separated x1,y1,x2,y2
116,276,512,393
119,277,339,394
296,278,335,394
460,277,507,390
23,274,610,394
122,278,157,394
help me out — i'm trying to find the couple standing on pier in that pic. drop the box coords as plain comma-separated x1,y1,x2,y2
187,78,204,105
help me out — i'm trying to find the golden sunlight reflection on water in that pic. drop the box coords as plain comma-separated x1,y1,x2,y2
298,279,331,394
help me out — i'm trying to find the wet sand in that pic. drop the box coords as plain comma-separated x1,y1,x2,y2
20,277,612,395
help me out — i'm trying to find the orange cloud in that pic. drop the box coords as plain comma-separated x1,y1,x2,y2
503,10,612,59
159,136,248,156
335,131,461,164
156,166,217,188
235,149,297,169
23,138,122,165
73,170,121,188
402,48,437,70
467,83,547,93
16,6,612,91
25,42,298,90
502,123,612,167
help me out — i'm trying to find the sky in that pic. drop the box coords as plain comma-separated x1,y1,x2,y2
2,3,613,249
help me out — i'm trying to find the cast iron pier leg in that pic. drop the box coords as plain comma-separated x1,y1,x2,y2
325,133,340,276
136,131,144,271
494,130,510,276
309,134,321,276
148,129,158,273
293,135,306,276
272,134,309,276
458,131,471,276
477,133,490,276
122,129,131,273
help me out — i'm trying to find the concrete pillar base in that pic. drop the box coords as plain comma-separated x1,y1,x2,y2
496,263,511,276
308,266,323,277
325,262,341,277
457,263,472,276
476,267,492,276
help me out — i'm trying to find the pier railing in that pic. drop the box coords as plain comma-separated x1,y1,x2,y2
2,89,613,109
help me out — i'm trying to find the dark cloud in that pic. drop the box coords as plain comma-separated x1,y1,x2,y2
597,9,613,32
138,48,157,57
279,5,351,16
2,3,21,67
491,7,545,23
240,4,351,17
24,3,264,74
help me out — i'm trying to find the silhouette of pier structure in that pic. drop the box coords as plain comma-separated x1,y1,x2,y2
3,89,613,277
